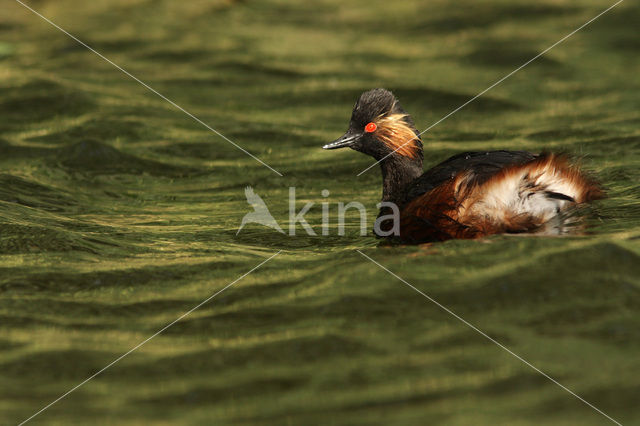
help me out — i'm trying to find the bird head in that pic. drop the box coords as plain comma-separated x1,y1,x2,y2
323,88,423,162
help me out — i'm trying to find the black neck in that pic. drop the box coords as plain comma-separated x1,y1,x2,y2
379,155,423,206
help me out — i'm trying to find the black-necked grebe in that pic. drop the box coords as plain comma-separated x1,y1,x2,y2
323,88,604,243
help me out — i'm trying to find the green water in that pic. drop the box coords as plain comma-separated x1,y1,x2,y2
1,0,639,424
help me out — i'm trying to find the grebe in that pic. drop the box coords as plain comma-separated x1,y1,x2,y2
323,88,604,243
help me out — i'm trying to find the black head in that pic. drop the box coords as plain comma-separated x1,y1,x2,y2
323,88,422,162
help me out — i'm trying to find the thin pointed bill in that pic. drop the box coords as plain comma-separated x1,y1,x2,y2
322,132,361,150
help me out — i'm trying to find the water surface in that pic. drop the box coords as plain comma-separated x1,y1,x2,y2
1,0,639,424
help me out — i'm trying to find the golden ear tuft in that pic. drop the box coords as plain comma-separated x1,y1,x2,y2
375,114,421,159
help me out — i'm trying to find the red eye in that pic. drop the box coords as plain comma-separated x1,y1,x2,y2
365,122,377,133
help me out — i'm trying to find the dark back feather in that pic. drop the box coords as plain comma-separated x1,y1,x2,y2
402,150,537,205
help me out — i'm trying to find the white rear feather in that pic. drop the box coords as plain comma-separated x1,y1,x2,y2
461,156,595,233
